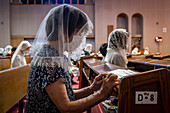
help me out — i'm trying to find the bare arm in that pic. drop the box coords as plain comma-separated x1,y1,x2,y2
45,74,119,113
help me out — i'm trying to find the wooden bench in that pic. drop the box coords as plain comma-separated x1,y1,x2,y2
0,64,31,113
118,68,170,113
153,53,170,60
0,59,11,71
128,58,170,70
25,57,33,64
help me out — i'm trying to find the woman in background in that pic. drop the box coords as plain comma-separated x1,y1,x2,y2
11,41,31,68
131,44,140,55
105,29,128,68
3,45,12,57
99,43,108,61
11,47,17,57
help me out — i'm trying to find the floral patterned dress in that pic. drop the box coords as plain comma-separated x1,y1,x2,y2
25,44,75,113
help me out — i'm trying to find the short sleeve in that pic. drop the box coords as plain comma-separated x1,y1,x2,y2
29,64,65,92
44,66,66,91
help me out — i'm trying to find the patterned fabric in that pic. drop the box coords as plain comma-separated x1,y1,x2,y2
25,44,75,113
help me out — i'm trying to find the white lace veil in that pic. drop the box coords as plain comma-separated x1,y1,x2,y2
30,4,93,72
105,29,128,64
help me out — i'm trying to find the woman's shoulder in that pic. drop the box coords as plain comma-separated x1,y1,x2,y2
37,44,60,57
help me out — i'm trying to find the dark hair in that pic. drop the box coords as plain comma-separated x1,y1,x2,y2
46,5,87,41
11,47,17,52
99,43,108,57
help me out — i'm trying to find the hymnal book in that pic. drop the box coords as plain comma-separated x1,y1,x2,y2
108,69,138,79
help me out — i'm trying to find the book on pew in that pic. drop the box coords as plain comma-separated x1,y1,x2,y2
108,69,139,79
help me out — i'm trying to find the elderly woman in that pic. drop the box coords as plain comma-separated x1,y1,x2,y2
25,4,120,113
11,41,31,68
105,29,129,68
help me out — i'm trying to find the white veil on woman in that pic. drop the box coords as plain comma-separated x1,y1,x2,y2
30,4,93,72
3,45,12,56
11,41,31,67
105,29,129,66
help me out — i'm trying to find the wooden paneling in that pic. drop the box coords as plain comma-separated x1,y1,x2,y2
107,25,114,42
0,59,11,71
11,38,24,47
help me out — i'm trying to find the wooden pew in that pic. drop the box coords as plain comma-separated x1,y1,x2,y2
0,64,31,113
79,54,101,89
153,53,170,60
25,54,33,64
25,57,33,64
0,59,11,71
79,56,170,113
79,56,94,89
80,56,137,112
118,68,170,113
128,58,170,70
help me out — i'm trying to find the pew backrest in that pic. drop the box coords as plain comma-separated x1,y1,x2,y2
0,59,11,71
118,68,170,113
0,64,31,113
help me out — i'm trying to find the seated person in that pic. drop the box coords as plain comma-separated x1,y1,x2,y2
131,44,140,55
82,48,90,56
105,29,128,68
25,5,120,112
81,45,90,56
144,47,149,55
11,41,31,68
99,43,108,61
11,47,17,57
85,44,92,54
3,45,12,57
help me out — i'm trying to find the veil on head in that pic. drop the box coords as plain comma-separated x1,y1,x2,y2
107,29,128,50
11,41,31,66
30,4,93,60
106,29,129,64
3,45,12,56
30,4,93,72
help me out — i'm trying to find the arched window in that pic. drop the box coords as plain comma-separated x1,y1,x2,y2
117,13,128,32
131,13,143,49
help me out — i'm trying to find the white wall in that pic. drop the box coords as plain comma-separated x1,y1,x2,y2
4,1,170,53
0,0,10,48
95,0,170,53
10,4,95,36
